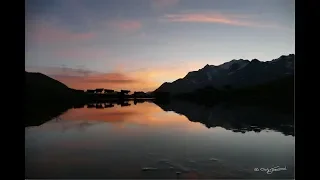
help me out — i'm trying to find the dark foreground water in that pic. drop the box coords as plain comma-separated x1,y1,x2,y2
25,100,294,179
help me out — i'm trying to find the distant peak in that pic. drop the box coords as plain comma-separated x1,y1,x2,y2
270,54,294,63
251,59,260,62
219,59,249,70
201,64,214,70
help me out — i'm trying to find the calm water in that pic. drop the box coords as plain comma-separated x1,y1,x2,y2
25,100,294,179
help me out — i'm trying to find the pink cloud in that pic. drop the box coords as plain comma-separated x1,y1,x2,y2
151,0,180,9
108,20,142,33
30,22,96,43
162,12,283,29
25,66,145,91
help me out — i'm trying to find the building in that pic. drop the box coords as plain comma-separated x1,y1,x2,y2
95,88,104,94
104,89,115,93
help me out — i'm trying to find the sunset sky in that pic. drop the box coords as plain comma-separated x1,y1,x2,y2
25,0,294,92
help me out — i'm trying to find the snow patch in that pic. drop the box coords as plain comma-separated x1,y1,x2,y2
206,72,212,81
219,60,238,69
238,62,248,70
210,68,218,73
227,62,248,75
219,60,249,71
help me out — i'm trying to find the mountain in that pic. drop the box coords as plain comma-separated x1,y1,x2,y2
25,71,82,104
173,75,294,109
25,71,85,126
154,54,294,94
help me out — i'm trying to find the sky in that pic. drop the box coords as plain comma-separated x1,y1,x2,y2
25,0,295,92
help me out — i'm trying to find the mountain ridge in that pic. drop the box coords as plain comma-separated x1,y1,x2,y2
154,54,294,94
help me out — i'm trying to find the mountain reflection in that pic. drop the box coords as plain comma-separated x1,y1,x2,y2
152,100,294,136
27,99,293,136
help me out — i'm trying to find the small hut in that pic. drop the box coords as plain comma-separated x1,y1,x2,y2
86,89,95,93
95,88,104,94
121,90,130,94
104,89,115,94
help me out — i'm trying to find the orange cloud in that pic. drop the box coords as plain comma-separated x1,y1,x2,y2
50,72,141,91
26,61,205,92
162,12,282,29
108,20,142,33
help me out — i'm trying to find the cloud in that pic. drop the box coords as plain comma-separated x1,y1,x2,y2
52,73,138,84
107,20,142,33
26,66,146,91
162,12,283,28
25,60,206,92
151,0,180,10
29,21,96,44
52,46,109,59
25,66,98,77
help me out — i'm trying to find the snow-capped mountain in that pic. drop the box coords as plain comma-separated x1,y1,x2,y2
154,54,294,94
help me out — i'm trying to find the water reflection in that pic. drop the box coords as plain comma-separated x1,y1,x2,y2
57,99,294,136
84,99,153,109
25,100,294,179
153,100,294,136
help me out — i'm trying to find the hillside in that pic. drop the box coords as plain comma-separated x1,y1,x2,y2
26,72,72,101
25,71,84,126
174,75,293,110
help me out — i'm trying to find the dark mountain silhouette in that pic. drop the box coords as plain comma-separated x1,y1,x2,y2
154,54,294,94
26,71,81,101
25,71,154,126
153,100,294,136
25,71,86,126
174,75,294,110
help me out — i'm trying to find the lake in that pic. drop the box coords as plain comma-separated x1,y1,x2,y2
25,100,294,179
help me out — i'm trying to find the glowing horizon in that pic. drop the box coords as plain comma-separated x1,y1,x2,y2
25,0,294,92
